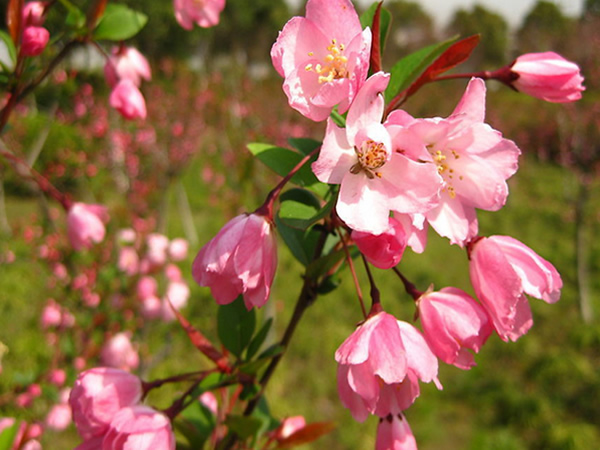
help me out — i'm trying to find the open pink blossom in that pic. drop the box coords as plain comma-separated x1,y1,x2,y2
376,413,417,450
271,0,371,121
100,333,139,371
109,79,147,120
21,26,49,57
69,367,142,440
418,287,492,369
352,217,407,269
393,213,428,254
468,235,562,342
104,46,151,88
192,213,277,310
312,72,441,234
510,52,584,103
67,202,109,251
386,78,520,246
101,406,175,450
174,0,225,29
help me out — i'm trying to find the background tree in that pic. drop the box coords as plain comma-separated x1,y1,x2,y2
516,1,574,54
446,5,508,69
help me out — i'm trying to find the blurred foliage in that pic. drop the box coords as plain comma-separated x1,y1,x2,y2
516,1,574,54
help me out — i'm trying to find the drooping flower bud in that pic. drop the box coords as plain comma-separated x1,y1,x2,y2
67,203,109,251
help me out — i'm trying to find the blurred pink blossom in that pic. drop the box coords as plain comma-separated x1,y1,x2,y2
199,392,218,415
67,203,109,251
22,2,46,26
146,233,170,267
104,46,151,88
45,403,72,431
21,26,49,57
174,0,225,30
100,333,139,371
168,238,188,261
109,79,147,121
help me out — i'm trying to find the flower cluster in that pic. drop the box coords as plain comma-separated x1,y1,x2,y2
187,0,581,447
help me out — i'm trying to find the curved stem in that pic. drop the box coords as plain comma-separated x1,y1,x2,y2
340,227,366,318
392,267,423,301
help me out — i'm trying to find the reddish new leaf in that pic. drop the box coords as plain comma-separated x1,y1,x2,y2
86,0,108,29
167,299,230,372
406,34,480,97
7,0,24,44
369,2,383,73
276,422,336,448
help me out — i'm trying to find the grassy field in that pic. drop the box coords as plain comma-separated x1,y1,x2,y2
0,70,599,449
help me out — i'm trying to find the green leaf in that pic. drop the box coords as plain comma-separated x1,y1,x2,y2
247,142,327,197
278,188,335,231
305,248,347,280
257,344,284,360
217,296,256,358
177,399,216,448
287,137,321,156
246,317,273,360
0,421,19,450
65,8,86,29
274,215,321,266
93,4,148,41
384,36,459,104
0,31,16,69
225,415,263,440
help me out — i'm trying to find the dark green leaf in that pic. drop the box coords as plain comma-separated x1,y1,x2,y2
217,296,256,358
240,382,260,400
246,318,273,360
65,7,86,29
317,275,341,295
257,344,284,360
225,415,262,440
93,4,148,41
305,248,347,280
176,399,216,448
274,215,321,266
287,137,321,156
384,36,459,104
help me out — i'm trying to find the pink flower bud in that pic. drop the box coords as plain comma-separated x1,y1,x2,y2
140,295,162,319
469,235,562,342
136,276,158,301
67,203,109,251
272,416,306,441
146,233,169,267
49,369,66,387
192,213,278,310
104,46,151,88
174,0,225,30
376,413,417,450
118,246,139,276
22,2,46,26
168,238,188,261
117,228,137,244
69,367,143,440
109,79,147,121
199,392,218,416
21,26,49,57
164,263,182,282
27,384,42,397
102,405,175,450
510,52,585,103
100,333,139,371
352,217,407,269
41,299,62,328
418,287,492,370
45,403,72,430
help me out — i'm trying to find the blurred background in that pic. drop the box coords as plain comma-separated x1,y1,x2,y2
0,0,598,448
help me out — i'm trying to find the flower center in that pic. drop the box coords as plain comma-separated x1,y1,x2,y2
305,39,349,84
350,140,387,179
428,146,462,198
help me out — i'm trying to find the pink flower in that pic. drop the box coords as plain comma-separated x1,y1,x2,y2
69,367,142,440
168,238,188,261
468,235,562,342
199,392,218,415
136,276,158,301
45,403,72,430
145,233,170,267
118,247,139,276
101,405,175,450
417,287,492,369
22,2,46,26
376,413,417,450
192,213,277,310
312,73,441,234
174,0,225,29
161,281,190,321
100,333,139,371
41,298,62,328
271,0,372,121
21,26,49,57
387,78,520,246
335,312,439,421
104,46,151,88
352,217,407,269
510,52,584,103
67,202,109,251
272,416,306,441
109,79,147,120
49,369,67,386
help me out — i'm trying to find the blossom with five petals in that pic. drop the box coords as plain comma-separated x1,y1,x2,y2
312,72,441,235
271,0,372,121
468,235,562,342
386,78,521,246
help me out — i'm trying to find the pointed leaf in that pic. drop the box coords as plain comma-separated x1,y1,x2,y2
86,0,108,29
406,34,480,97
360,2,391,71
246,317,273,360
384,36,459,104
0,421,19,450
274,215,320,266
169,301,229,370
287,137,321,156
225,415,263,440
217,296,256,359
